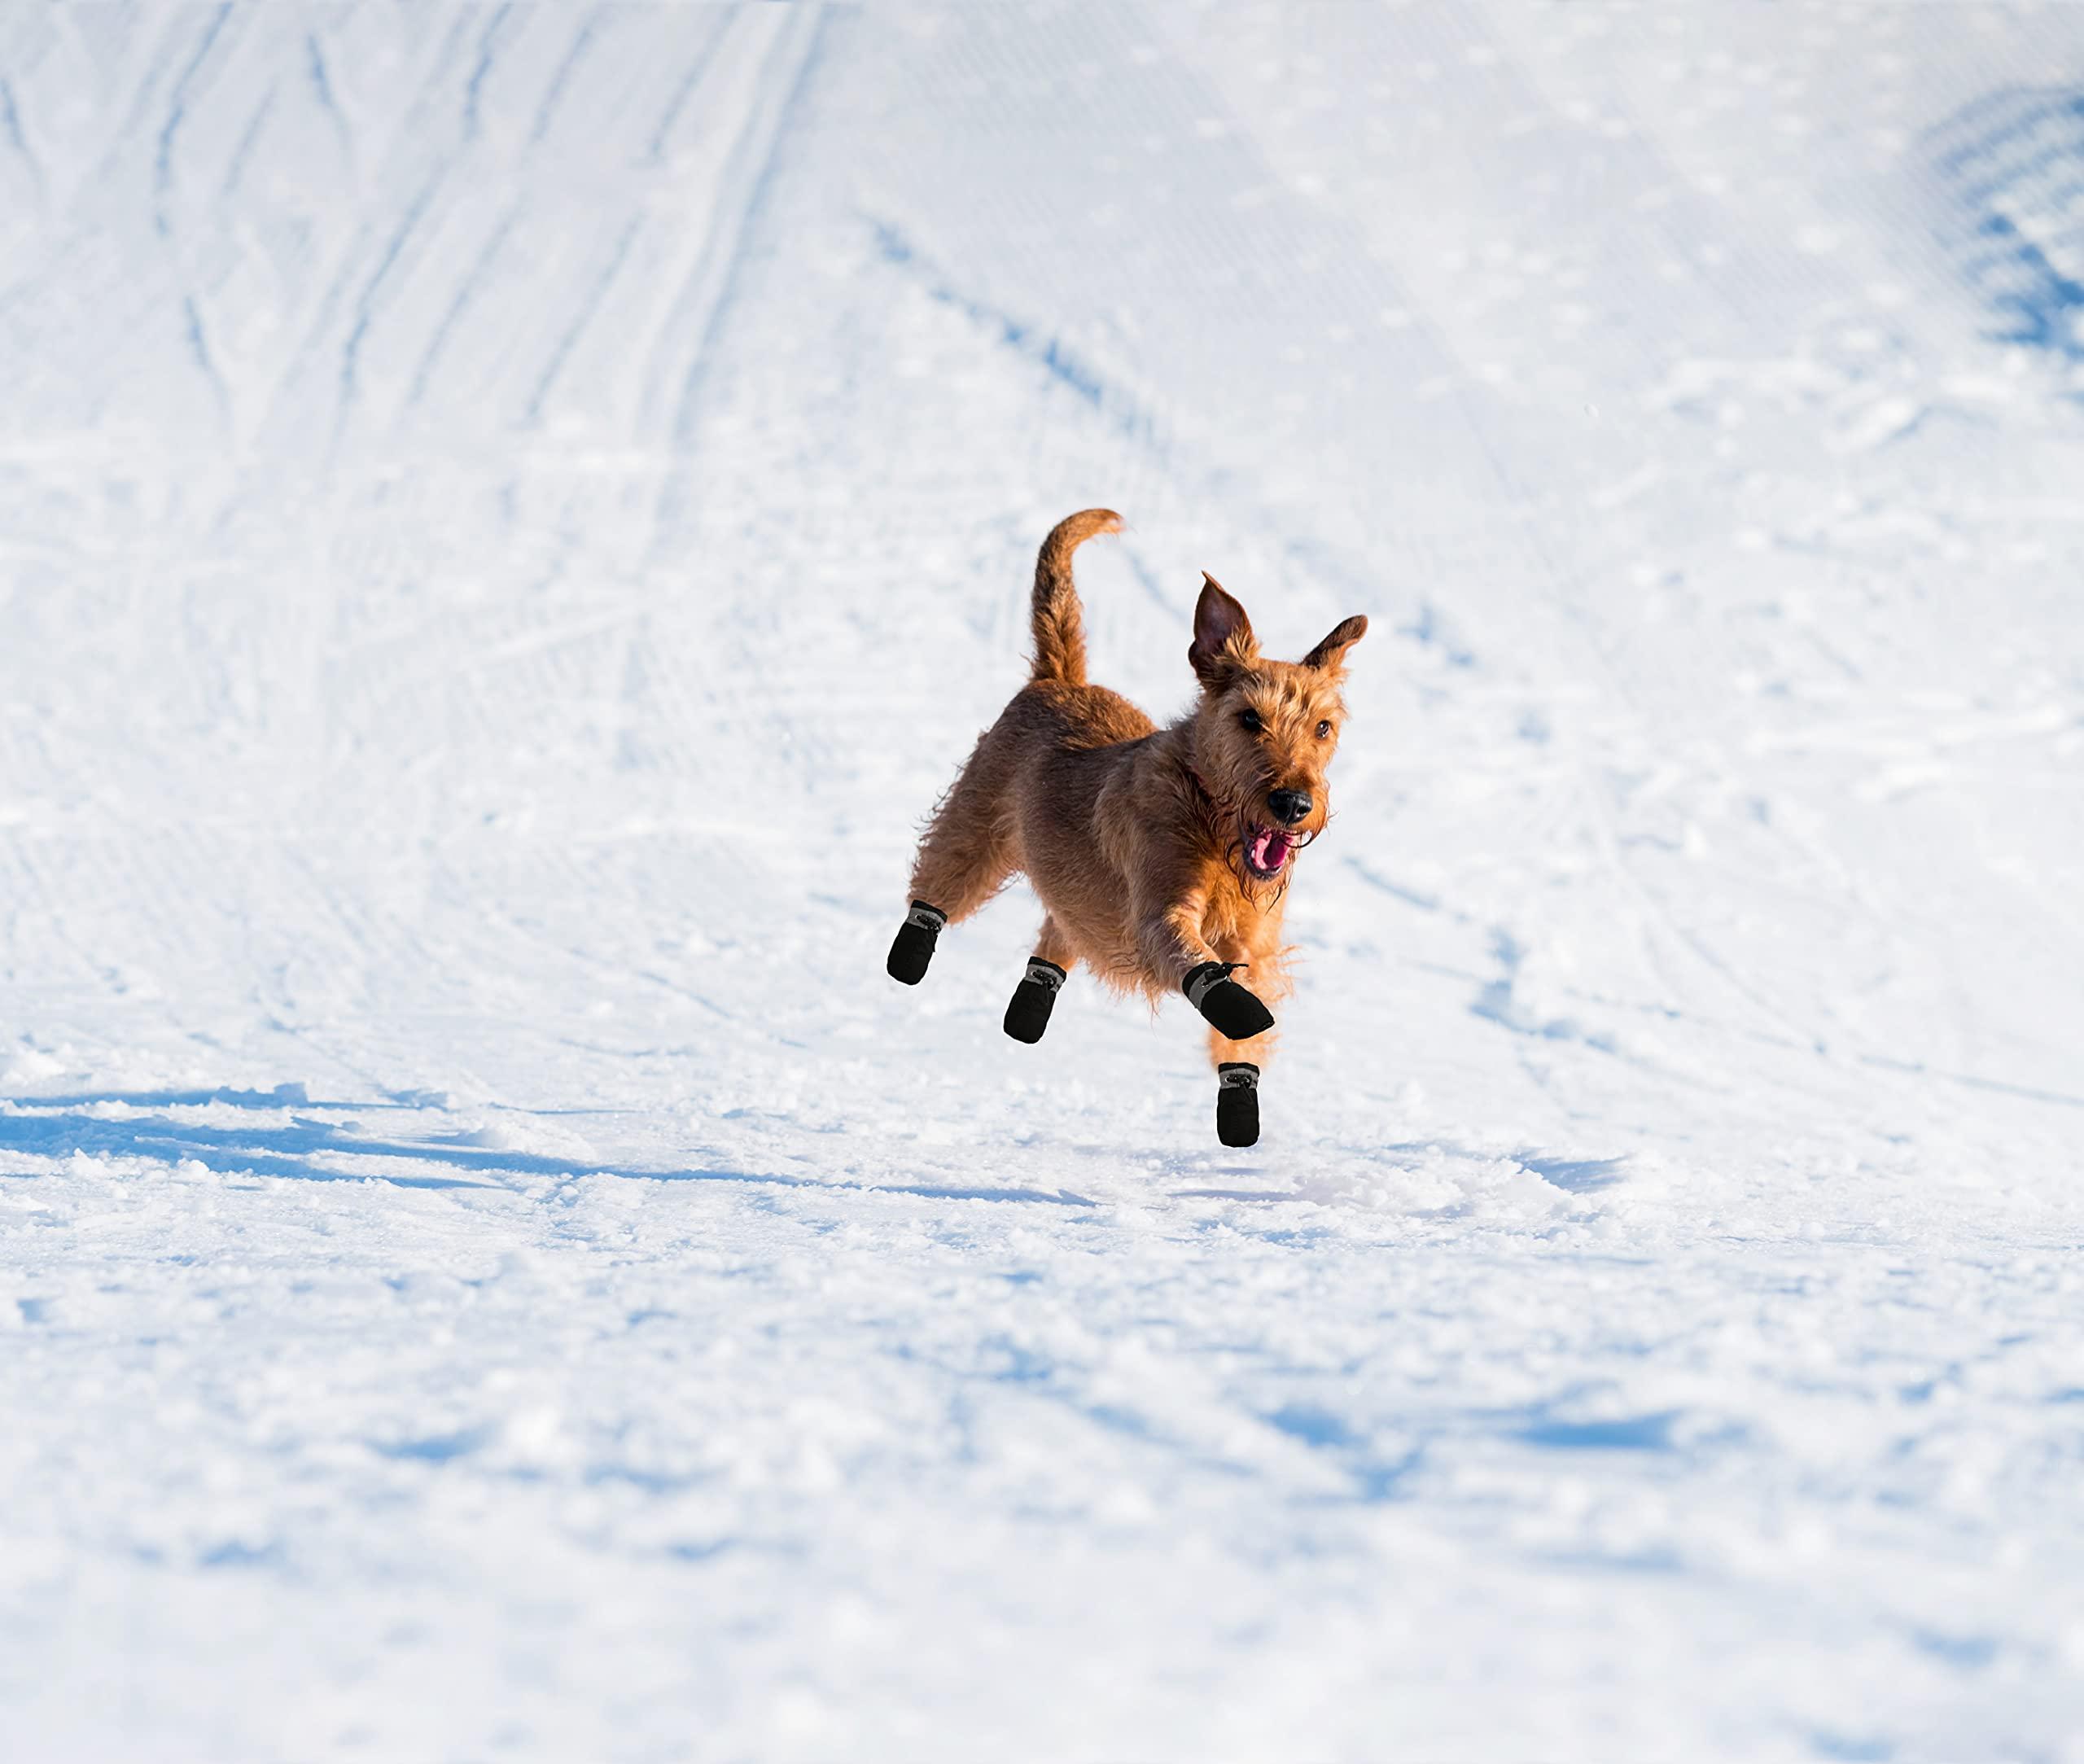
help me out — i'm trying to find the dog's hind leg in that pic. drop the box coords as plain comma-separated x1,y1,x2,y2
908,759,1016,925
888,735,1018,985
1004,914,1076,1044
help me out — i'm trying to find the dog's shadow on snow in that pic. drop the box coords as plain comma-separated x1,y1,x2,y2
3,1091,1618,1211
0,1098,582,1193
0,1087,1099,1206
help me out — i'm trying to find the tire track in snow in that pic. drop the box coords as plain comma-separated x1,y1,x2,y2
257,11,507,449
146,6,236,423
303,28,352,164
524,7,605,148
405,207,520,408
335,166,450,434
866,217,1164,451
645,9,737,164
461,3,514,140
0,76,46,204
150,2,231,239
521,213,646,428
662,7,830,449
232,9,810,450
216,83,275,202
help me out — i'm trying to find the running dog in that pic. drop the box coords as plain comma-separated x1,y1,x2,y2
886,510,1366,1146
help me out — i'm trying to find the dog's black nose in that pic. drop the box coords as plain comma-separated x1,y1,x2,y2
1267,789,1312,825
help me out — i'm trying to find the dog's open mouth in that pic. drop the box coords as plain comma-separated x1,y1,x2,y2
1245,824,1297,878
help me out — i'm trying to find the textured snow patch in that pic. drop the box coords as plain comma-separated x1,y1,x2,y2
1294,1145,1591,1220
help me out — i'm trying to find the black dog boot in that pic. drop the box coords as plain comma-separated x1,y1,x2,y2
886,900,948,985
1216,1062,1260,1147
1182,961,1275,1040
1003,956,1067,1044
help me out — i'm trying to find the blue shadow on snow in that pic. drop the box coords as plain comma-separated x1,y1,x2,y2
0,1100,1094,1206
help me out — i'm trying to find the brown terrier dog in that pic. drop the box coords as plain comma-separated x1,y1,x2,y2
886,509,1366,1145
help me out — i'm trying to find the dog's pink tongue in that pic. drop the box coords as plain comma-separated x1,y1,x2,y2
1252,828,1292,871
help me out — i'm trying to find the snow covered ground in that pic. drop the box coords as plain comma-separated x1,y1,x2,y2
3,5,2084,1758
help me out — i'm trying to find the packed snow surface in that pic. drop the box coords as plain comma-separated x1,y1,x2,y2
4,6,2084,1760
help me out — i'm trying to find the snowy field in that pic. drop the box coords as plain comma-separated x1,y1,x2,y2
4,5,2084,1759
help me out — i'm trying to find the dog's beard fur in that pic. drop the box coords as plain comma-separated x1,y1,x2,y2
1193,777,1318,908
1226,813,1320,906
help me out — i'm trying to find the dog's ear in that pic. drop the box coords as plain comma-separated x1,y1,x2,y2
1304,614,1368,675
1189,572,1258,684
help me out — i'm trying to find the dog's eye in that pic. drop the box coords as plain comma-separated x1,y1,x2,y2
1238,709,1263,734
1316,720,1333,739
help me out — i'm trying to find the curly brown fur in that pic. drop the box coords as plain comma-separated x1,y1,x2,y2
903,509,1366,1078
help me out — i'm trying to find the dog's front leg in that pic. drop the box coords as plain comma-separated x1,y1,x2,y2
1137,894,1276,1043
1206,943,1286,1148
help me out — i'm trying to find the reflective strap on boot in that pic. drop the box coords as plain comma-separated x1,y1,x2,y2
1183,961,1241,1009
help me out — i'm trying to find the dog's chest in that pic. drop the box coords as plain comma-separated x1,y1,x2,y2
1201,886,1281,956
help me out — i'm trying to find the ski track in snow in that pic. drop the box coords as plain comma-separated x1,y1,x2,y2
3,6,2084,1760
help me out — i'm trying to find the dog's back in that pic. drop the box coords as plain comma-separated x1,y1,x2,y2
1000,514,1173,978
896,510,1164,976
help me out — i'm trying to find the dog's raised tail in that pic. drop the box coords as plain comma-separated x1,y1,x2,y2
1029,508,1123,686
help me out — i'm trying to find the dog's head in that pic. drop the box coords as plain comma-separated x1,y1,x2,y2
1186,573,1367,889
